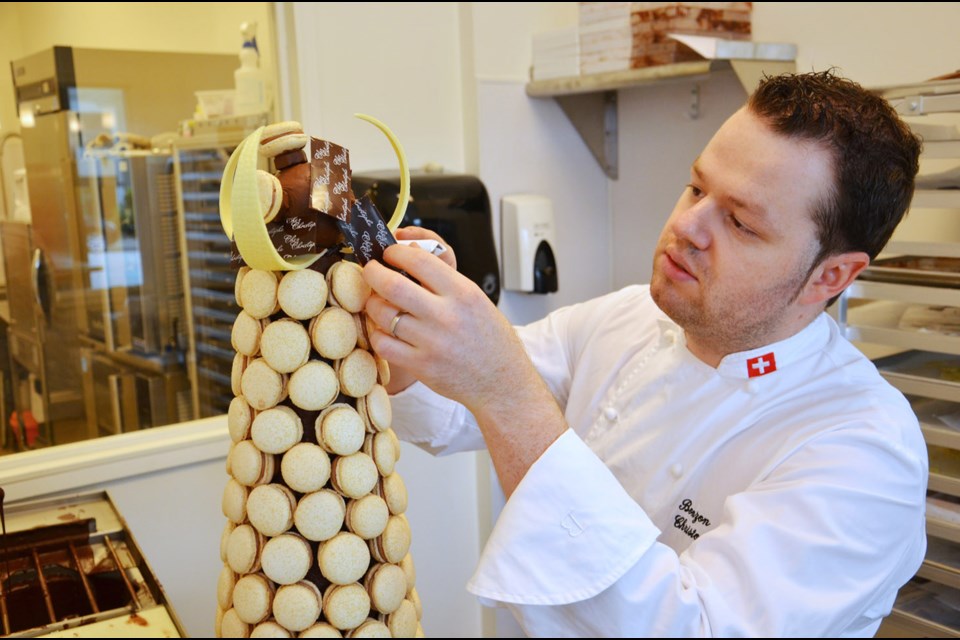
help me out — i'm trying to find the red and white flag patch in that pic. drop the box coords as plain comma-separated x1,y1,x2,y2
747,353,777,378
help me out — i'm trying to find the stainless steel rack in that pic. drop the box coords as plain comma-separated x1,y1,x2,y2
838,79,960,637
173,137,244,420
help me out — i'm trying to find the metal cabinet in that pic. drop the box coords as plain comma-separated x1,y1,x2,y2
172,120,265,419
838,78,960,637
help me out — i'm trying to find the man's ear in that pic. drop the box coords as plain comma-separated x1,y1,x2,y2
799,251,870,306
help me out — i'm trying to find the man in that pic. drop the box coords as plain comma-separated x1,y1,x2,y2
362,71,927,637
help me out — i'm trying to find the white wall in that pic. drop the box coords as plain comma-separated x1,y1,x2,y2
477,81,610,324
611,72,748,289
753,3,960,87
469,2,610,323
292,2,467,174
471,2,578,82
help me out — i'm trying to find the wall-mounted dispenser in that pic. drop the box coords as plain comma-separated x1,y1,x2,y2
501,194,558,294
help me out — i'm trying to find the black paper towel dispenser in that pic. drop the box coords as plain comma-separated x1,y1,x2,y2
352,171,501,305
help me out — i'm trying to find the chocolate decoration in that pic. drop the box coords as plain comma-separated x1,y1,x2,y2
339,196,396,266
231,135,352,266
287,403,321,446
279,162,333,258
274,149,308,172
309,138,354,224
307,250,345,275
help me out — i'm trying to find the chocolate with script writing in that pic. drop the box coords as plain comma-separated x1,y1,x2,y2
339,195,397,266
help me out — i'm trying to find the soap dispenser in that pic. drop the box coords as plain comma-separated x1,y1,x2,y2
501,194,559,294
234,21,267,115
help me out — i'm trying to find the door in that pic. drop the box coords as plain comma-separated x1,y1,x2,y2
0,221,40,339
19,111,86,425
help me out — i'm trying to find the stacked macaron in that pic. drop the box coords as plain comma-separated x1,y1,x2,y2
218,122,422,639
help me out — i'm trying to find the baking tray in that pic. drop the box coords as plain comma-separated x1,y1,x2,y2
1,491,186,637
861,256,960,288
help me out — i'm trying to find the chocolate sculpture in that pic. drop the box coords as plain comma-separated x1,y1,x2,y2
216,118,423,637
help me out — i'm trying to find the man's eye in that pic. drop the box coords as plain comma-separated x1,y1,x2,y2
729,215,756,236
687,185,703,198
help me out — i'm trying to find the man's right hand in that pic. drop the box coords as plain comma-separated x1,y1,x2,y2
365,226,456,394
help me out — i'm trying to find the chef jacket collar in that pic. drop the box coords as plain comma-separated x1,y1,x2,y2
664,313,832,381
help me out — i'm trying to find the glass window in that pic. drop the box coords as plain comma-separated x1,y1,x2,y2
0,4,276,454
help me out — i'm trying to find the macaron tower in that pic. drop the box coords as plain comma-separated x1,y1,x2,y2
217,120,423,638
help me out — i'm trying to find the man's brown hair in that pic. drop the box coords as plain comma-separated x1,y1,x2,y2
749,70,921,269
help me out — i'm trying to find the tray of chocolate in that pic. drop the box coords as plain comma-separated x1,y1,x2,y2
0,491,184,637
216,120,423,637
860,256,960,288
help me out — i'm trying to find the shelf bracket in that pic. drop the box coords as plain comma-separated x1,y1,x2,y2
688,84,701,120
555,91,619,180
530,59,796,181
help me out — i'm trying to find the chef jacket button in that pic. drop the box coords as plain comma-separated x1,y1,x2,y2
670,463,683,478
604,407,618,421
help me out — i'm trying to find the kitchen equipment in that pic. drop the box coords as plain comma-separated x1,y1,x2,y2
8,46,237,443
351,171,501,304
174,135,249,419
501,193,559,294
0,490,185,637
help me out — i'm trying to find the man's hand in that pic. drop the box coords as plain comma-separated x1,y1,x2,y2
363,233,521,411
364,226,453,394
362,229,567,496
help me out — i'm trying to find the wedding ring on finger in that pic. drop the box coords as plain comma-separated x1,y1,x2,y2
389,311,407,338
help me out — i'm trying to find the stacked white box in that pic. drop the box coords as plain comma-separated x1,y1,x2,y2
577,2,753,74
531,26,580,80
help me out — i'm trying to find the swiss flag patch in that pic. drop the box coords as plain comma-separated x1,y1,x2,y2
747,353,777,378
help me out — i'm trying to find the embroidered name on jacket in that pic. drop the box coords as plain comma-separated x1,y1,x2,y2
674,499,712,540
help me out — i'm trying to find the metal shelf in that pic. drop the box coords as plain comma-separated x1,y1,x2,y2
929,517,960,547
921,140,960,160
914,190,960,210
884,241,960,260
924,424,960,451
880,606,960,638
858,82,960,638
843,300,960,356
847,281,960,308
172,132,248,420
932,473,960,499
920,537,960,591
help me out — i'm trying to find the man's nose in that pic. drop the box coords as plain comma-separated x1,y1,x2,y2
671,198,712,251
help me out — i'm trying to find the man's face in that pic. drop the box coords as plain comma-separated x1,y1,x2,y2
650,107,834,359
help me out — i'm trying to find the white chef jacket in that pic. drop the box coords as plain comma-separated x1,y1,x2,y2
391,285,928,637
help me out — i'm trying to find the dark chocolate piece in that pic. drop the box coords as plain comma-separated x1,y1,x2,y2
338,196,396,267
274,148,307,171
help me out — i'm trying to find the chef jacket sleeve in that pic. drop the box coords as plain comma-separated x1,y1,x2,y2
390,381,486,455
389,290,591,455
467,422,927,637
